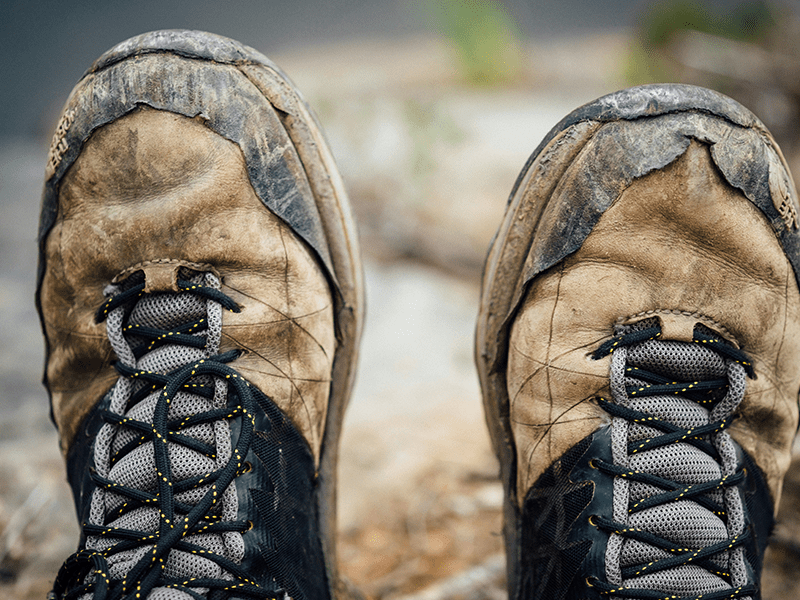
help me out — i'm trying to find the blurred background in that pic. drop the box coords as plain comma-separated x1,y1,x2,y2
2,0,800,598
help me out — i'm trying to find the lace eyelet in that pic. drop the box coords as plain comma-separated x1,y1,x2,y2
242,461,253,474
588,514,598,527
589,459,599,469
585,576,596,588
245,520,254,532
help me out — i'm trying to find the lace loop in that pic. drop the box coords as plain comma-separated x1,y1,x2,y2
591,325,662,359
594,325,755,379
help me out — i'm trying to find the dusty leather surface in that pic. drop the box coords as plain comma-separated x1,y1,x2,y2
519,112,800,297
40,109,336,461
40,51,335,290
507,140,800,506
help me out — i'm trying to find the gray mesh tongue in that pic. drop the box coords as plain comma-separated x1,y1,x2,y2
606,321,751,599
85,272,244,599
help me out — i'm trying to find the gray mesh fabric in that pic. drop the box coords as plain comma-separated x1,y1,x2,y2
84,271,244,600
604,319,752,600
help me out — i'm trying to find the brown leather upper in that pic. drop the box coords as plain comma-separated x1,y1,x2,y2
40,108,336,461
507,141,800,507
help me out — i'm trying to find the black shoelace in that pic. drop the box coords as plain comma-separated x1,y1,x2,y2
51,278,281,600
586,324,758,600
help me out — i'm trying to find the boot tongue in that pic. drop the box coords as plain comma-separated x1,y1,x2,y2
127,274,209,376
108,271,211,466
613,322,745,597
85,271,243,598
627,336,727,382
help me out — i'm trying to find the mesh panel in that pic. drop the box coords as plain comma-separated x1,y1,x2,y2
627,339,726,381
107,545,150,580
605,321,753,599
626,566,730,595
164,545,225,579
627,501,728,548
148,589,200,600
106,442,157,491
605,533,624,586
628,444,722,484
84,271,244,598
628,395,709,431
618,539,671,568
730,546,749,588
137,345,206,375
129,288,207,331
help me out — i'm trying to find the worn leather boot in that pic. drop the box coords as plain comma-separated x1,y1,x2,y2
37,30,363,600
476,84,800,599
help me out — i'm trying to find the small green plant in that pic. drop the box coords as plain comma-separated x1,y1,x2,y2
433,0,523,86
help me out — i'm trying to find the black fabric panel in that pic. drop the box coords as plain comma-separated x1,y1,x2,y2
740,447,775,597
517,429,610,600
516,426,774,600
236,384,329,600
66,390,112,543
66,383,329,599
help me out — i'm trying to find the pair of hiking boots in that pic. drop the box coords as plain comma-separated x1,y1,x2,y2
37,30,800,600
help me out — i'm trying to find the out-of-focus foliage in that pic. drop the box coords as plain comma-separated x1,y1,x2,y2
431,0,523,86
627,0,778,84
644,0,775,47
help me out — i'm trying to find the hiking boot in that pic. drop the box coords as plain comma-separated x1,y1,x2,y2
37,30,363,600
475,84,800,599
